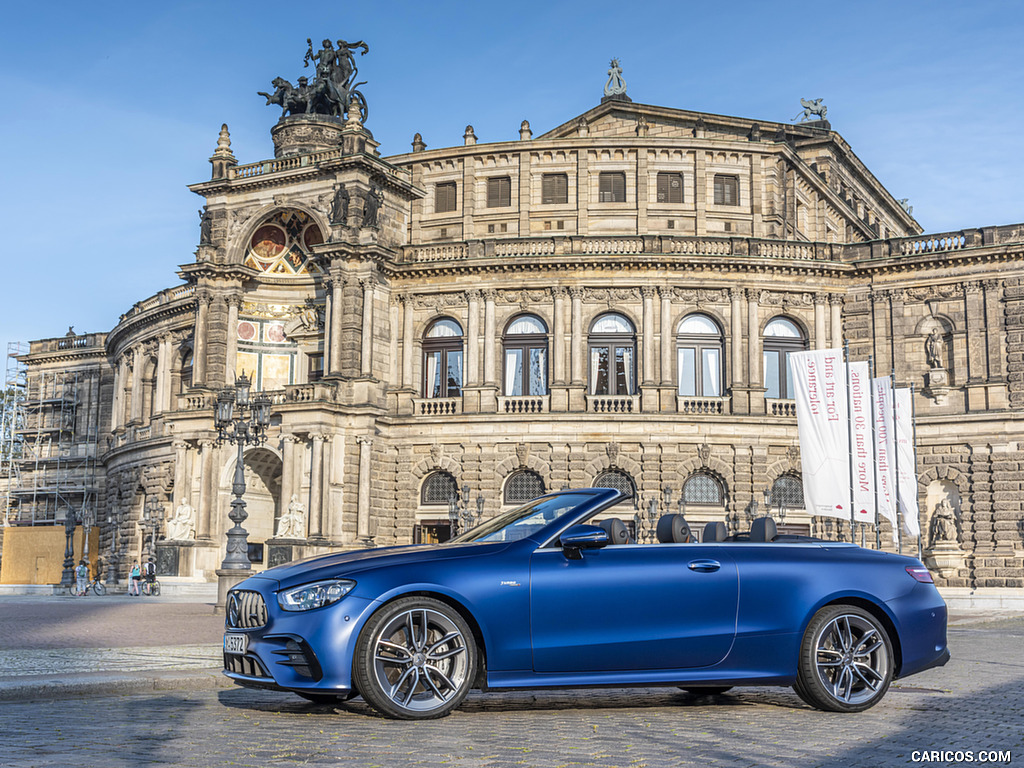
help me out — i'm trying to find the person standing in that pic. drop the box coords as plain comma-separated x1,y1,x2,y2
74,560,89,596
129,560,141,596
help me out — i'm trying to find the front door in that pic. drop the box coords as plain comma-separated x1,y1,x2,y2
530,544,738,672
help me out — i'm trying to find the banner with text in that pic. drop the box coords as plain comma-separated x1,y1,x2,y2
872,377,899,544
791,349,850,521
894,387,921,537
848,362,875,523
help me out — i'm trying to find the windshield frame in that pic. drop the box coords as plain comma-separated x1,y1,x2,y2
446,488,624,546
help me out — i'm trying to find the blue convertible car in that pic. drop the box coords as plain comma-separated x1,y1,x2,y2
223,487,949,719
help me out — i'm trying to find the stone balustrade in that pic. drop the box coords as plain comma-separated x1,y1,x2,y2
412,397,462,416
767,398,797,417
586,394,639,413
497,396,549,414
676,396,727,415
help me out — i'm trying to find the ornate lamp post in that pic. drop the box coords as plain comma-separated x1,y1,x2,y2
214,373,272,572
60,508,78,590
139,496,163,561
447,485,479,538
106,510,122,586
763,486,772,518
475,492,485,523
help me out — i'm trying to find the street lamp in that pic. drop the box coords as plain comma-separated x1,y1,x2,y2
60,508,78,590
763,486,772,518
106,510,122,586
214,372,272,571
139,496,163,561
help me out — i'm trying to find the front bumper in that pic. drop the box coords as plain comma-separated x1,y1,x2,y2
222,580,378,695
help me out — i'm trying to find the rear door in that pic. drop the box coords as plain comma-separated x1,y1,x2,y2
529,544,738,673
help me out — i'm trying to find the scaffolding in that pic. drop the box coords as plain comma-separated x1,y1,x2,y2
0,343,101,527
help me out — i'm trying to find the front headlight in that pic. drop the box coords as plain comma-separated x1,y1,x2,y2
277,579,356,612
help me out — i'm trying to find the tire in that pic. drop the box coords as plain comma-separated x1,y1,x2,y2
680,686,733,696
151,581,160,597
142,581,152,596
92,582,106,596
793,604,893,713
353,596,476,720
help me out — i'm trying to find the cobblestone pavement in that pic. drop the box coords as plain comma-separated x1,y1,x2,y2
0,617,1020,768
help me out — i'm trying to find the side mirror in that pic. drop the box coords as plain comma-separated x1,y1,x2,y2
560,524,610,560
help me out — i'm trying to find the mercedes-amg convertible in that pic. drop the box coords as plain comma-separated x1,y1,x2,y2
223,487,949,719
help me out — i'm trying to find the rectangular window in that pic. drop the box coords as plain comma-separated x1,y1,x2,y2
446,350,463,396
505,349,523,396
599,172,626,203
678,348,696,396
714,175,739,206
657,172,684,204
435,182,457,213
591,347,609,394
487,176,511,208
307,353,323,383
542,173,568,204
615,346,634,394
763,351,780,399
529,348,547,396
703,348,721,396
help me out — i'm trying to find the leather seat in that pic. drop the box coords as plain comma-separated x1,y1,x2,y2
702,521,728,542
656,514,691,543
749,516,778,543
597,517,631,545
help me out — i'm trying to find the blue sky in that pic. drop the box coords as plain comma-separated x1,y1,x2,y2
1,0,1022,359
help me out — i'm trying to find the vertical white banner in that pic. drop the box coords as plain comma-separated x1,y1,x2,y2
791,349,850,521
848,362,874,524
894,387,921,537
872,377,899,545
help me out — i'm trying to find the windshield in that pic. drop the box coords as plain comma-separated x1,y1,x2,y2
448,493,595,544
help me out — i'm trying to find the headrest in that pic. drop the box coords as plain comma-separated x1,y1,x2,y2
749,516,778,543
597,517,631,545
702,521,728,543
656,514,691,543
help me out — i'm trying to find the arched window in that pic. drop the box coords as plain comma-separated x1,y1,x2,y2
593,469,636,499
770,474,805,510
421,471,458,506
589,313,636,395
677,314,724,397
504,469,546,504
422,318,463,399
503,315,548,396
178,348,193,394
763,317,807,399
683,472,725,505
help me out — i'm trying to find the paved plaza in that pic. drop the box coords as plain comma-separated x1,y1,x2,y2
0,597,1020,768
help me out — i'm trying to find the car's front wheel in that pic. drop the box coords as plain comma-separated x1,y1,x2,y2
353,596,476,720
794,604,893,712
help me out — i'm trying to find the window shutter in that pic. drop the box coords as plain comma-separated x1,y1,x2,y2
435,182,457,213
542,173,568,204
487,177,511,208
714,175,738,206
657,173,683,204
599,172,626,203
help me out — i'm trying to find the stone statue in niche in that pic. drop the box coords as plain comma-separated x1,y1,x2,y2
330,183,349,225
929,499,958,548
276,494,307,539
362,184,383,229
165,501,196,541
925,328,945,369
198,206,213,245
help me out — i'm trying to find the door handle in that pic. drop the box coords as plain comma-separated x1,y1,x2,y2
688,559,721,573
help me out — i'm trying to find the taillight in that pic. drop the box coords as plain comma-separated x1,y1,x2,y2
906,565,934,583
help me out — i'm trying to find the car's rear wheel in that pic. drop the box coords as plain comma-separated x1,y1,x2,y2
794,605,893,712
353,596,476,720
680,686,733,696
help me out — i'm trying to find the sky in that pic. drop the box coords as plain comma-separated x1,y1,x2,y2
1,0,1022,361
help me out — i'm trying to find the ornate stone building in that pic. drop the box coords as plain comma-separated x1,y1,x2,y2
2,55,1022,591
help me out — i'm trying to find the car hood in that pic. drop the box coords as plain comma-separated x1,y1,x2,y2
249,540,513,590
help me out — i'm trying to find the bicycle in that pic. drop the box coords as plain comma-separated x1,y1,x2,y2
71,576,106,596
141,577,161,597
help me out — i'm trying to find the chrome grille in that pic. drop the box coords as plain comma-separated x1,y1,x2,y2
226,590,268,629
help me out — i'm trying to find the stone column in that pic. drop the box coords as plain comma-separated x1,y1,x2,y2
155,336,171,415
360,279,374,377
129,348,144,423
730,288,744,388
466,290,481,387
171,440,189,509
570,287,584,385
323,278,334,374
660,288,673,385
641,287,655,385
964,281,986,383
402,295,415,389
830,294,844,349
983,279,1004,382
483,290,497,386
320,435,334,538
746,289,760,390
193,291,211,386
889,290,907,384
308,433,324,538
197,439,216,540
279,435,296,531
552,287,567,385
113,355,127,429
356,435,374,544
814,293,828,350
225,295,241,382
328,274,346,377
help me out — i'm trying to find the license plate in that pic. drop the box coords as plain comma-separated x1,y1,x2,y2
223,633,248,655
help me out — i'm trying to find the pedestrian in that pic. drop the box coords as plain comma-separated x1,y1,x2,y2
143,557,157,594
74,559,89,596
94,556,105,584
129,560,141,596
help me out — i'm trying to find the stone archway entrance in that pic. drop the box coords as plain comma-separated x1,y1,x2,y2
235,447,282,568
